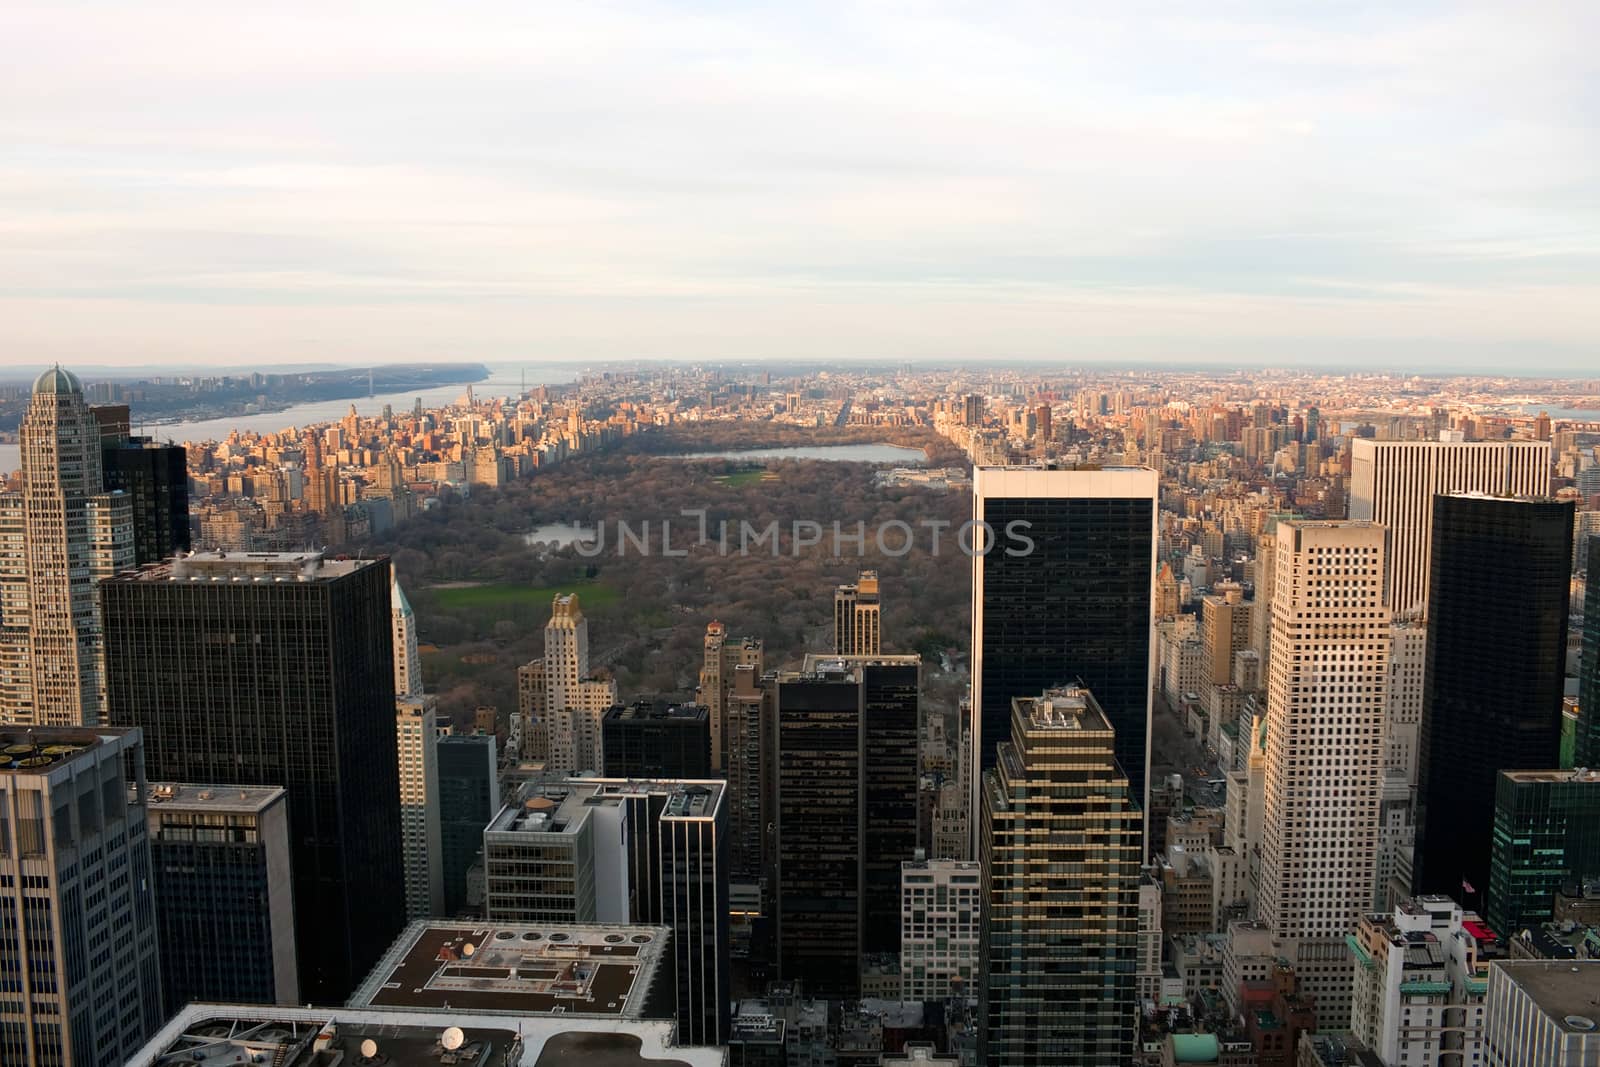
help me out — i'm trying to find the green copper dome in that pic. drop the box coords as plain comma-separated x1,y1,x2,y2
32,366,84,395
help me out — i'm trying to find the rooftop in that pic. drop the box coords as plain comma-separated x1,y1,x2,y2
1501,767,1600,784
148,782,286,814
1012,686,1113,733
797,652,921,679
603,700,709,724
0,728,122,775
126,1007,723,1067
349,921,670,1018
1494,960,1600,1032
110,550,380,583
489,778,725,836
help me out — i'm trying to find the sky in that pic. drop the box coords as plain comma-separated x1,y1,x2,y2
1,1,1597,371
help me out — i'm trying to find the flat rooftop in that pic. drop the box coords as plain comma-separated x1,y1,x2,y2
349,922,669,1018
1495,960,1600,1032
148,782,286,814
489,778,725,835
1013,687,1113,733
126,1007,724,1067
797,652,921,679
0,729,124,775
111,550,379,582
603,701,708,724
1501,768,1600,784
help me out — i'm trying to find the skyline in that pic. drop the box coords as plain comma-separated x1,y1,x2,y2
3,2,1597,368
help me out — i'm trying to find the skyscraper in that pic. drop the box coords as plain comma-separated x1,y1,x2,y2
534,593,618,775
147,783,298,1011
1348,439,1550,618
970,466,1159,827
1488,769,1600,936
724,662,770,880
0,726,164,1065
391,576,422,697
833,570,882,656
396,695,445,919
977,687,1141,1066
773,654,921,998
1484,961,1600,1066
100,434,189,566
1258,520,1390,1030
482,776,729,1044
698,621,763,772
0,367,134,726
1416,494,1572,905
438,732,497,915
602,700,712,779
1579,537,1600,769
101,550,404,1003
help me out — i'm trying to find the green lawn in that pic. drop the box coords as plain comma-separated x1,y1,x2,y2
714,468,769,487
430,579,619,612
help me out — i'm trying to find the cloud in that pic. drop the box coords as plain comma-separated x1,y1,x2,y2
0,0,1595,368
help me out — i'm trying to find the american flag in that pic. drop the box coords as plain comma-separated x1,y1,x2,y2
1462,878,1477,895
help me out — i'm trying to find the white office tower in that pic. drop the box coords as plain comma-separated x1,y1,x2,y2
396,695,445,919
1349,438,1550,619
1258,520,1390,1030
391,577,422,697
1484,960,1600,1067
0,367,133,725
1350,895,1489,1066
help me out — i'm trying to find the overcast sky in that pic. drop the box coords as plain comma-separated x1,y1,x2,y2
2,1,1597,370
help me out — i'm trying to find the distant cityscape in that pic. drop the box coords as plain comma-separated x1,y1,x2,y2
1,360,1599,1066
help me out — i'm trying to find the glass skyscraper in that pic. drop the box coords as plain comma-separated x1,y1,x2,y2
101,550,404,1004
1418,494,1573,903
970,466,1158,832
1488,769,1600,936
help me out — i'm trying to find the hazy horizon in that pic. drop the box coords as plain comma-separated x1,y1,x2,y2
3,2,1597,369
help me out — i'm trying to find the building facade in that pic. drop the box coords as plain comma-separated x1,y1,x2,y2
900,859,981,1001
698,622,763,773
536,594,618,775
0,367,134,726
100,435,189,567
833,570,883,656
147,783,298,1012
1489,769,1600,937
101,550,404,1004
1484,960,1600,1066
773,655,921,999
438,732,497,916
1580,538,1600,769
391,577,422,697
1349,895,1490,1066
1259,521,1390,1030
978,688,1141,1066
1417,495,1572,905
1348,438,1551,618
602,701,712,779
970,466,1159,835
0,727,163,1066
396,695,445,919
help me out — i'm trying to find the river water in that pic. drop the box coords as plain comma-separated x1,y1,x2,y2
0,363,575,473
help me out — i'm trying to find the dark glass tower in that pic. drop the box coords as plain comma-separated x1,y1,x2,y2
101,551,403,1004
437,732,497,916
601,700,712,779
971,467,1158,825
1489,769,1600,936
102,437,190,565
1417,494,1573,902
772,654,920,998
147,783,297,1012
1579,537,1600,768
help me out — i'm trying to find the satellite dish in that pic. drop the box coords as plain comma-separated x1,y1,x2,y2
360,1038,379,1058
462,942,476,957
441,1027,465,1051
